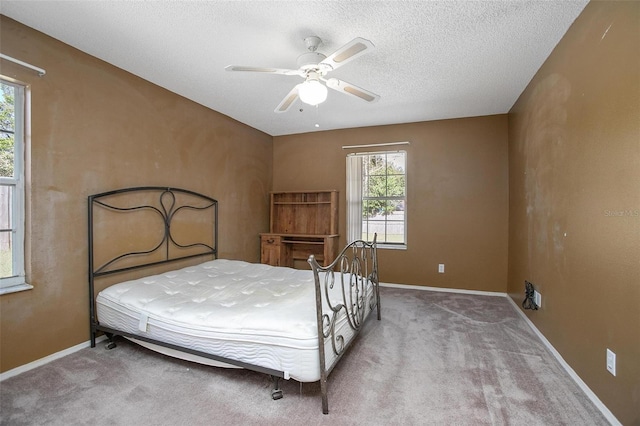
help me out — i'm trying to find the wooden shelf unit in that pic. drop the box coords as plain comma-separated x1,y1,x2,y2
261,190,338,268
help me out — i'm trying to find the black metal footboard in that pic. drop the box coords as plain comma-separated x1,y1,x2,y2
308,235,380,414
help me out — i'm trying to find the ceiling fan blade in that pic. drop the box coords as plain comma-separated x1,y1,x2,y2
325,78,380,103
225,65,302,76
275,85,300,113
319,37,374,72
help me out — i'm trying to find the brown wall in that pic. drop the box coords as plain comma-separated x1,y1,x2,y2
273,115,509,292
2,2,637,423
0,16,273,372
507,1,640,424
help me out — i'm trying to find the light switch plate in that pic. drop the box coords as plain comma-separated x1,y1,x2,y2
606,349,616,376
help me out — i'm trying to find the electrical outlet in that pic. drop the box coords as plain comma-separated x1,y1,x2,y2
534,290,542,308
606,349,616,376
438,264,445,273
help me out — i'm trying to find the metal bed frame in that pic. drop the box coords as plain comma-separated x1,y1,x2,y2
88,186,380,414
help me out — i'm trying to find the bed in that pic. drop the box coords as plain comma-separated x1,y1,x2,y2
88,187,380,414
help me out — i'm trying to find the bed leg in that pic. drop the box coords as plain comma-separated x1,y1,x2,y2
270,375,283,400
104,333,117,350
376,283,381,321
320,377,329,414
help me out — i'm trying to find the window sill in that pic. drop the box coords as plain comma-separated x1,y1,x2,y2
0,282,34,295
378,244,407,250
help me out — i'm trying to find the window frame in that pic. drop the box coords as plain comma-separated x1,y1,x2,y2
0,78,31,294
346,149,407,249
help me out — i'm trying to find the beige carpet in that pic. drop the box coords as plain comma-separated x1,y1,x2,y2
0,286,609,425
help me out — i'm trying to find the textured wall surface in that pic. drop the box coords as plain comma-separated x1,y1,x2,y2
2,2,638,423
0,16,273,373
273,115,509,293
508,2,640,424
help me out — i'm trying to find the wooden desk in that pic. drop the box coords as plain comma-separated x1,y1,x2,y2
260,233,339,268
261,190,338,268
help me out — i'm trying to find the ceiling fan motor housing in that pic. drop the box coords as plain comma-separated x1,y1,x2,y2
297,52,327,71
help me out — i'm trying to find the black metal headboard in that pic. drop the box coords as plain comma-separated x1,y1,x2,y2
88,186,218,278
88,187,218,344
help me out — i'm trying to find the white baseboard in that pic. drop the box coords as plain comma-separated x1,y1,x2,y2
380,281,507,297
504,295,620,426
382,281,620,425
0,335,106,382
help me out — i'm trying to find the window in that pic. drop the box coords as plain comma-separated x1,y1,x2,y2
346,150,407,248
1,79,30,294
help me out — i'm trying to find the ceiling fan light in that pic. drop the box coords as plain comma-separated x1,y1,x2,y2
299,80,328,106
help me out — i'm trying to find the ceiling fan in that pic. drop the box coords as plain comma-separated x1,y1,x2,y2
225,36,380,113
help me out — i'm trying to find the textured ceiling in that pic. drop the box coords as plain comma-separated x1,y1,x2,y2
1,1,588,136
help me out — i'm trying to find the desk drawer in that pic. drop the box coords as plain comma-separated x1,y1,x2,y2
261,235,288,266
261,235,282,246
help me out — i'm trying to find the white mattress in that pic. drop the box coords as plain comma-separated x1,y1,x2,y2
96,259,365,382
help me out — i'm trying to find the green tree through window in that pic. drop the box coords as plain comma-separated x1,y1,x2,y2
0,83,15,178
363,154,406,218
